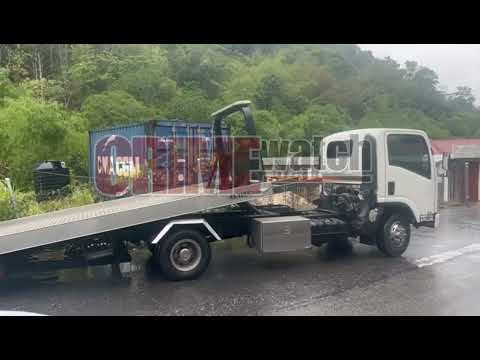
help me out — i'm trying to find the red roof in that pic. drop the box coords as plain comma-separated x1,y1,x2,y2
431,138,480,155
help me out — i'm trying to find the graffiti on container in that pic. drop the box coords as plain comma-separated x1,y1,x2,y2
94,135,262,197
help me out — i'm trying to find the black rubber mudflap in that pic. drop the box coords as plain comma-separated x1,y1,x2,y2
359,235,376,245
0,263,7,279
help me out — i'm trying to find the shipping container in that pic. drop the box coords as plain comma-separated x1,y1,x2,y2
89,120,230,197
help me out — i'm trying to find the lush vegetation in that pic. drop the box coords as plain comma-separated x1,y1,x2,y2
0,44,479,219
0,180,96,221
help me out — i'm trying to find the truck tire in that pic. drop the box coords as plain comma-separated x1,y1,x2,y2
377,214,411,257
155,229,211,281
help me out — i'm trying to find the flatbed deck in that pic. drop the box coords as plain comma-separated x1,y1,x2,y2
0,185,272,256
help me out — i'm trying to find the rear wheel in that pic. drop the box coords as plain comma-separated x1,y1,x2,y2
155,229,211,281
377,214,411,257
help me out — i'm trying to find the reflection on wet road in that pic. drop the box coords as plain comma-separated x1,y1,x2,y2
1,205,480,316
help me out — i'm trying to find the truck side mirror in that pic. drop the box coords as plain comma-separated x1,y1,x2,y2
437,167,447,177
437,153,449,177
442,152,449,171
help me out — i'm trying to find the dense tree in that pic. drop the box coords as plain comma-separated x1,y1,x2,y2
0,67,20,105
284,104,353,140
81,90,154,129
0,96,88,189
448,86,476,112
358,109,450,138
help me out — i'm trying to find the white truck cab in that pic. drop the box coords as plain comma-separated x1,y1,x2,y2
320,128,440,228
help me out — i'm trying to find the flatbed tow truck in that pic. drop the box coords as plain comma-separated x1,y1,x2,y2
0,101,442,281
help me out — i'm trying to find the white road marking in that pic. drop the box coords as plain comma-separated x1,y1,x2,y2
415,243,480,268
0,311,47,316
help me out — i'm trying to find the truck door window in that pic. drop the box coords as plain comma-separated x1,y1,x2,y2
387,134,431,179
327,140,353,158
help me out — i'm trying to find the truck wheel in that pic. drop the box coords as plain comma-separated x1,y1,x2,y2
377,214,411,257
155,229,211,281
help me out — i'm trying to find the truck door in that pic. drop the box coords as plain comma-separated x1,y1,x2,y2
385,132,436,222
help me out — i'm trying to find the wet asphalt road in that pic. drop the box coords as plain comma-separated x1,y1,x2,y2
1,205,480,316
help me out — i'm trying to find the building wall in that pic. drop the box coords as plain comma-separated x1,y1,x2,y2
448,159,479,202
478,164,480,201
470,161,479,202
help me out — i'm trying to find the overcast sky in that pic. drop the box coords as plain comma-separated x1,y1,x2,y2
358,44,480,104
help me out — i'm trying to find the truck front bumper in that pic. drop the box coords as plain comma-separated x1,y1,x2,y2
417,212,440,229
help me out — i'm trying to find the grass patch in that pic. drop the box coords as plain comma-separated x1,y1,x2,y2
0,181,97,222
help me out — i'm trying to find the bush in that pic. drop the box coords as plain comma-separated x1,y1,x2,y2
0,182,97,222
0,96,90,190
81,90,154,129
0,181,17,221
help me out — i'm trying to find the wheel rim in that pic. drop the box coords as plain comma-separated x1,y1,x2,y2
169,239,202,272
389,221,408,248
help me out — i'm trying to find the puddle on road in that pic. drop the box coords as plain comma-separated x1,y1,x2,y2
1,239,249,289
1,249,150,288
54,261,144,282
465,253,480,262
